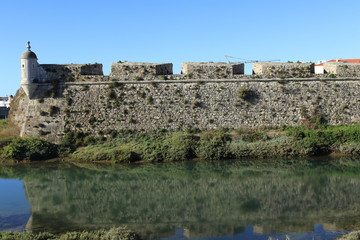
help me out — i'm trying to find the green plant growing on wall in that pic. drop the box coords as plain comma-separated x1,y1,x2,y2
237,87,251,101
110,81,122,88
66,76,75,82
66,98,73,106
107,89,117,100
300,106,327,129
136,91,146,98
146,96,154,104
192,100,202,109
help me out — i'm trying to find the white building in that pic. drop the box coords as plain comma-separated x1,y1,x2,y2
0,97,11,108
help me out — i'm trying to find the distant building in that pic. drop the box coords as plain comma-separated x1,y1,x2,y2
315,59,360,74
0,96,12,119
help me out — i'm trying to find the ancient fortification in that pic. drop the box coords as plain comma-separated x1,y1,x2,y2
10,42,360,143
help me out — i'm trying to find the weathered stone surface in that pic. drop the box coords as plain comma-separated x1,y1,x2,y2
40,64,103,82
182,62,244,79
324,62,360,77
9,78,360,143
110,62,173,81
253,62,314,78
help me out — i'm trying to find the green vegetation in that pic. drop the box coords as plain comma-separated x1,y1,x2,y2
1,118,360,163
107,89,117,99
337,231,360,240
0,226,139,240
1,137,58,161
237,87,250,100
68,124,360,163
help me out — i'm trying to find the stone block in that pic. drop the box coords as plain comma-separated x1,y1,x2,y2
41,64,103,82
324,62,360,77
110,62,173,80
182,62,244,78
253,62,314,78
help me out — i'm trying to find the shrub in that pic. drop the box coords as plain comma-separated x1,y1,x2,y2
339,142,360,155
134,134,166,162
229,136,296,158
1,137,58,161
237,87,251,101
0,226,139,240
161,132,197,161
195,130,231,160
71,144,139,163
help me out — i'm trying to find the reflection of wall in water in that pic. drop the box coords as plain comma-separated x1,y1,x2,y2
17,163,360,237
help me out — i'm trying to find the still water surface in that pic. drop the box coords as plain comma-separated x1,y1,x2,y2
1,158,360,239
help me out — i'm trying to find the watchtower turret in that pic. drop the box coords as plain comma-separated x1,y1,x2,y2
21,41,39,97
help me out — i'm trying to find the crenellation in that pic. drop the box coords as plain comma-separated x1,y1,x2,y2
253,62,315,78
41,64,103,82
324,62,360,77
182,62,244,79
110,62,173,81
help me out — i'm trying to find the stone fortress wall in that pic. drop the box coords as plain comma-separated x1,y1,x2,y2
10,61,360,143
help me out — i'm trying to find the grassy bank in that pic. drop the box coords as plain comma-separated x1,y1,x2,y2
1,119,360,163
68,124,360,163
0,227,139,240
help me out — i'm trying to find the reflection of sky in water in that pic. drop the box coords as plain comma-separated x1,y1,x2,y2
157,225,348,240
0,179,31,231
0,179,30,217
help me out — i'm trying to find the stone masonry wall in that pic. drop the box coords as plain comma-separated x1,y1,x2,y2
181,62,244,79
110,62,173,81
253,62,315,78
324,62,360,77
10,78,360,143
41,64,103,82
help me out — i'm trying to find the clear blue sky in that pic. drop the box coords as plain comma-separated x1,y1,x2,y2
1,0,360,96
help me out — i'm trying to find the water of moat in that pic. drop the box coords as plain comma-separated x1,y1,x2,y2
1,158,360,240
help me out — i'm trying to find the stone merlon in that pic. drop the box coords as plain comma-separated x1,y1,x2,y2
110,62,173,80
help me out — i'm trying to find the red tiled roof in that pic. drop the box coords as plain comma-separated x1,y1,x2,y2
316,59,360,66
0,97,8,101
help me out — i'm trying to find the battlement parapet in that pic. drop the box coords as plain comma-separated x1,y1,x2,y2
182,62,244,79
110,62,173,80
41,64,103,82
324,62,360,77
253,62,314,78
